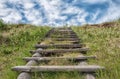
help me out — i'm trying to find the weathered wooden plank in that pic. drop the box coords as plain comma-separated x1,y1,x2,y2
23,56,96,61
68,41,80,44
38,40,80,45
50,34,77,37
53,32,75,34
50,36,78,38
35,44,85,49
51,31,76,34
53,27,71,30
56,40,80,44
54,34,77,36
30,48,89,54
51,38,80,41
52,33,76,35
53,30,73,33
53,30,73,32
12,65,104,72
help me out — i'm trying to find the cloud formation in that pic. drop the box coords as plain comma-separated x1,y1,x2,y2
0,0,120,26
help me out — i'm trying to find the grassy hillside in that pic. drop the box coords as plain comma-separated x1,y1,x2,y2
0,22,51,79
0,20,120,79
72,21,120,79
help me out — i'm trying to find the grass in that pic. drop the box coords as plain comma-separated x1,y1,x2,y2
0,23,51,79
72,21,120,79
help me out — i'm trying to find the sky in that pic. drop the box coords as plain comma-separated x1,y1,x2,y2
0,0,120,26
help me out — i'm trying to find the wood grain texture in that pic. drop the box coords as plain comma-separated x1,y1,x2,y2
12,65,104,72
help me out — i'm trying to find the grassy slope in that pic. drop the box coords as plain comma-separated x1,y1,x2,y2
0,20,120,79
72,21,120,79
0,24,50,79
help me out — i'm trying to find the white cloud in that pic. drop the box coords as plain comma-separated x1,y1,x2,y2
0,0,120,26
2,10,22,23
23,2,35,9
96,0,120,23
77,12,88,24
62,6,82,14
80,0,107,4
0,3,5,8
31,19,43,25
91,10,100,21
24,9,41,21
0,4,11,16
39,0,61,20
0,9,11,16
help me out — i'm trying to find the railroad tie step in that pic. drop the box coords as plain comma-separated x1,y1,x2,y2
37,40,80,44
53,30,73,32
50,38,80,41
30,48,89,54
52,34,77,36
52,32,76,34
35,44,85,49
23,56,96,62
57,30,73,31
12,65,104,72
52,30,74,32
50,34,78,37
53,29,70,31
51,36,78,38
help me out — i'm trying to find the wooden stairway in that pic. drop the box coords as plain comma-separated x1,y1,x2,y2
12,27,104,79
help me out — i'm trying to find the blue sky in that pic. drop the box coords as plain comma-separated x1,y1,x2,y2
0,0,120,26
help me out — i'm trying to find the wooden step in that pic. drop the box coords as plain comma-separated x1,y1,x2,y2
50,36,78,38
50,34,78,38
53,28,71,30
51,38,80,41
53,31,74,34
37,40,80,44
52,32,76,34
54,30,73,32
12,65,104,72
62,40,80,44
23,56,96,61
35,44,85,49
52,33,77,36
49,33,77,38
30,48,89,54
58,30,73,32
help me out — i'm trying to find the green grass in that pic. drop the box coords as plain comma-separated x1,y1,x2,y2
72,21,120,79
0,24,51,79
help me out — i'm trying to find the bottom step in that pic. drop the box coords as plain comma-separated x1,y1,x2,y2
12,65,104,72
